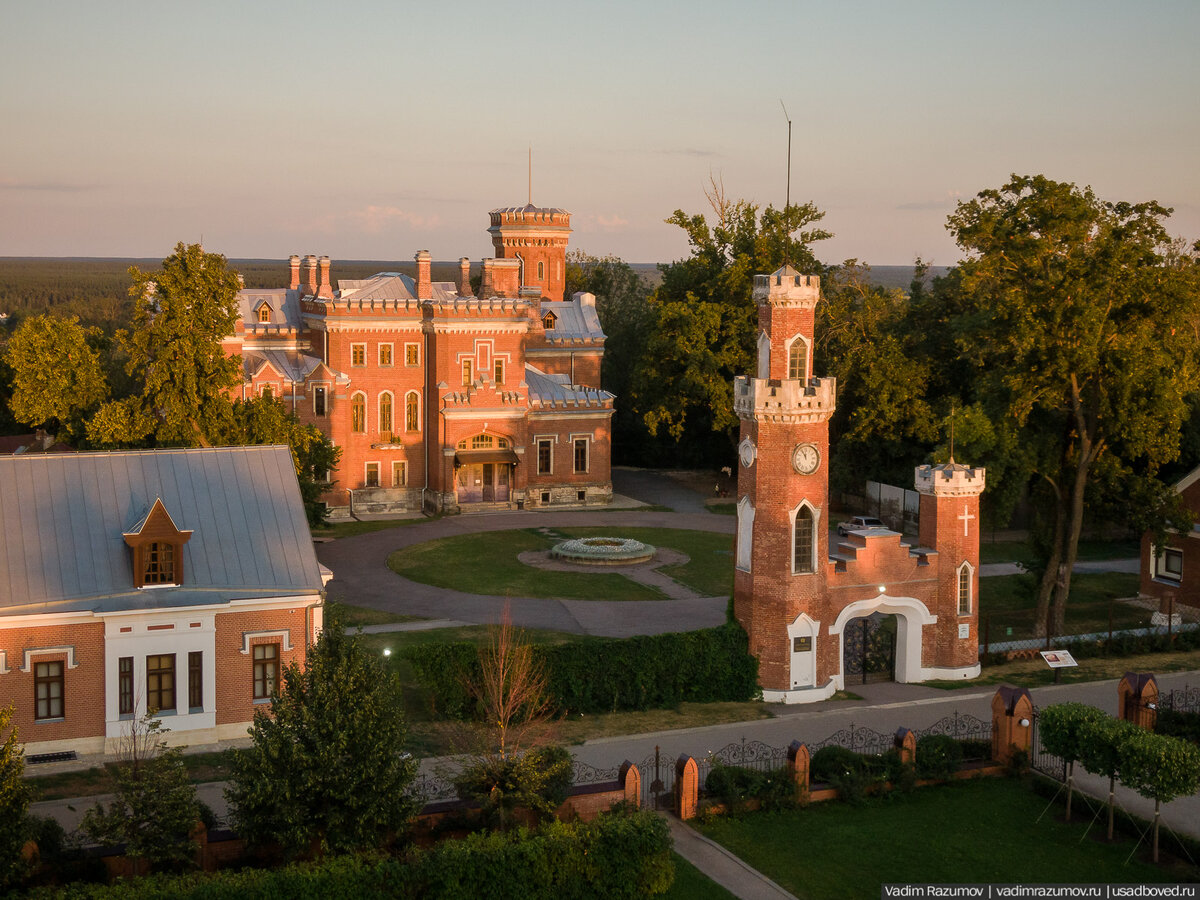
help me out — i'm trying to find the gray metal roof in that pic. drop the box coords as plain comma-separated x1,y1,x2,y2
244,349,323,383
524,366,613,409
540,292,605,341
0,446,324,617
237,288,303,329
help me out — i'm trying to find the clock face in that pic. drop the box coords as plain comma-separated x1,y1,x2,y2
738,439,756,468
792,443,820,475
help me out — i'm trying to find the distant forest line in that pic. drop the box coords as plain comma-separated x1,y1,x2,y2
0,257,945,332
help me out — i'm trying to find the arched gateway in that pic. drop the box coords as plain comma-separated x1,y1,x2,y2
732,267,985,703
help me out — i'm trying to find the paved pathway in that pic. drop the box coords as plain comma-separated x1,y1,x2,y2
666,814,798,899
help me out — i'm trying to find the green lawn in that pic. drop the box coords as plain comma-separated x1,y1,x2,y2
695,779,1193,897
663,853,737,899
979,572,1145,639
338,602,426,628
979,538,1140,566
387,527,734,600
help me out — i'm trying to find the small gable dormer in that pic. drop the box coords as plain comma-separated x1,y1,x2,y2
255,300,273,324
542,311,557,331
123,498,193,588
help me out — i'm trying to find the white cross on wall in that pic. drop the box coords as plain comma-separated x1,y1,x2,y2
959,504,975,537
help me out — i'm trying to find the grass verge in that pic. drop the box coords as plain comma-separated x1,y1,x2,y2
28,750,238,801
664,853,738,899
979,538,1139,566
695,778,1195,897
930,645,1200,690
338,602,426,629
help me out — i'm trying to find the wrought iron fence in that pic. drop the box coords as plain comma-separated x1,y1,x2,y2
695,738,791,797
411,770,459,804
1160,684,1200,715
914,712,995,761
1028,707,1067,781
809,722,896,758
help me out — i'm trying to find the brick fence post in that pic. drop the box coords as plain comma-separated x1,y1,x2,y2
787,740,811,805
619,760,641,810
991,685,1034,765
675,755,699,821
1117,672,1158,730
894,728,916,767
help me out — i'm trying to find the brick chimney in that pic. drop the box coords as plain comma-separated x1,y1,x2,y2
415,251,432,300
492,258,521,297
317,255,333,299
480,258,495,299
301,254,319,296
288,255,301,290
459,257,472,297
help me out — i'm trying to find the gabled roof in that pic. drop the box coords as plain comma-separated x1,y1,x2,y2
244,349,324,383
0,445,323,617
237,288,302,328
336,274,459,303
525,365,613,409
538,292,605,341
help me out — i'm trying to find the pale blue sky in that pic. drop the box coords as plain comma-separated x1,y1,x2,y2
3,1,1197,265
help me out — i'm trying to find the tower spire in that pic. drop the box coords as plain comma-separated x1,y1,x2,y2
528,146,532,206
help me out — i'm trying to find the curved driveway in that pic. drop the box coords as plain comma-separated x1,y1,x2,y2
316,507,736,638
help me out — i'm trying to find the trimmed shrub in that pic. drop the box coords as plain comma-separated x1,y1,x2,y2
26,811,673,899
810,746,865,785
406,623,759,719
1155,709,1200,745
915,735,963,780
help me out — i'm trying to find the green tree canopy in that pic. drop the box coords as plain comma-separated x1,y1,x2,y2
115,242,243,446
0,705,31,889
4,313,109,440
226,603,418,858
630,183,831,461
942,175,1200,633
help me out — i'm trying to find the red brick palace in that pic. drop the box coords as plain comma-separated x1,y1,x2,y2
733,267,985,702
223,205,614,516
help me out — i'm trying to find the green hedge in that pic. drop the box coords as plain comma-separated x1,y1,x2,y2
1156,709,1200,745
34,811,673,899
406,623,759,718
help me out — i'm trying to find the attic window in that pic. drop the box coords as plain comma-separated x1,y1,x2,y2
257,304,272,323
123,498,193,589
542,312,556,330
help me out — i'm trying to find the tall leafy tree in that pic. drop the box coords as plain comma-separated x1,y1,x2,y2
0,705,31,890
226,603,418,858
117,242,242,445
631,180,831,461
945,175,1200,634
4,313,109,441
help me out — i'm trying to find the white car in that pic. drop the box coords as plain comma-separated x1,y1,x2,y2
837,515,886,536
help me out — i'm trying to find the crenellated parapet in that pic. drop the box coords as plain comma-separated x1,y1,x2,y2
733,375,836,424
914,462,986,497
752,267,820,309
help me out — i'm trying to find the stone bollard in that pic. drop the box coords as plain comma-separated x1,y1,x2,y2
675,755,699,821
894,728,916,767
1118,672,1158,730
991,685,1034,765
619,760,642,810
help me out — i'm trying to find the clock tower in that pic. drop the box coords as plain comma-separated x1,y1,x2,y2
732,266,835,698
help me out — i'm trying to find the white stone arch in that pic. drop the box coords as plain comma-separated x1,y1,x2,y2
956,560,975,615
829,593,938,687
756,331,770,380
787,612,819,688
785,333,811,381
789,500,820,575
736,496,755,572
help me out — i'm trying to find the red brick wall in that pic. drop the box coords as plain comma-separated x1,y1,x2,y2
0,622,105,745
213,609,307,727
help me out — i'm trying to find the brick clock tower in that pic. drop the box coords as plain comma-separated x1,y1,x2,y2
733,267,984,703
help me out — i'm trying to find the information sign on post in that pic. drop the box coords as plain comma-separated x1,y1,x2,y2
1040,649,1078,683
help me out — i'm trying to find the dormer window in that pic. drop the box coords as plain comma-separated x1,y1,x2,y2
542,312,557,330
256,303,272,324
123,498,193,589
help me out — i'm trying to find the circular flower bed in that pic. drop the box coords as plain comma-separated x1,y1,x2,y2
550,536,656,566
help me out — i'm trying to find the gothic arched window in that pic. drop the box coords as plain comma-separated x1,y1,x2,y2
793,505,815,574
379,392,393,434
957,561,974,615
405,392,420,432
788,338,808,381
351,392,366,433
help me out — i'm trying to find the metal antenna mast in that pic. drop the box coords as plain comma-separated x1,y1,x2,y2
779,100,792,212
528,146,532,206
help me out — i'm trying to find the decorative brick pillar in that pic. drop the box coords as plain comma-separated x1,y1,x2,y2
991,686,1034,764
619,760,641,810
787,740,810,802
675,755,699,821
1118,672,1158,730
894,728,916,767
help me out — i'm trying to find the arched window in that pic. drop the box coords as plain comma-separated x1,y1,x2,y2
260,384,273,400
736,497,755,572
379,392,393,434
957,561,974,615
792,504,817,574
787,337,808,381
542,312,556,330
756,332,770,380
537,260,545,280
351,392,366,433
405,392,419,432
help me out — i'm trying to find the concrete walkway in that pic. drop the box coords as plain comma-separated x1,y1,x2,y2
666,814,798,900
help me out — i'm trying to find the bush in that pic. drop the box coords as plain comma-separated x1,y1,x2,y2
406,623,759,719
454,746,575,831
915,735,963,780
810,746,866,784
1155,709,1200,745
27,810,675,899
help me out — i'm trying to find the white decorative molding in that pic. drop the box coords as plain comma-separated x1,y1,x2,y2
0,651,8,675
239,630,294,655
20,646,79,672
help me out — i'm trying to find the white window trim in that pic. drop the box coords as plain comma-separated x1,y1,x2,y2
1152,543,1183,582
570,434,591,474
378,391,395,434
392,460,407,487
350,342,367,367
259,382,281,399
240,630,294,655
404,391,421,433
0,651,7,675
785,334,811,382
404,342,421,366
957,560,975,615
736,496,755,572
364,461,381,488
21,646,80,673
789,500,820,576
311,383,330,416
534,435,556,475
378,342,395,367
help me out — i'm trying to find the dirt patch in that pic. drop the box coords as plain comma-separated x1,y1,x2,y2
663,468,735,499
